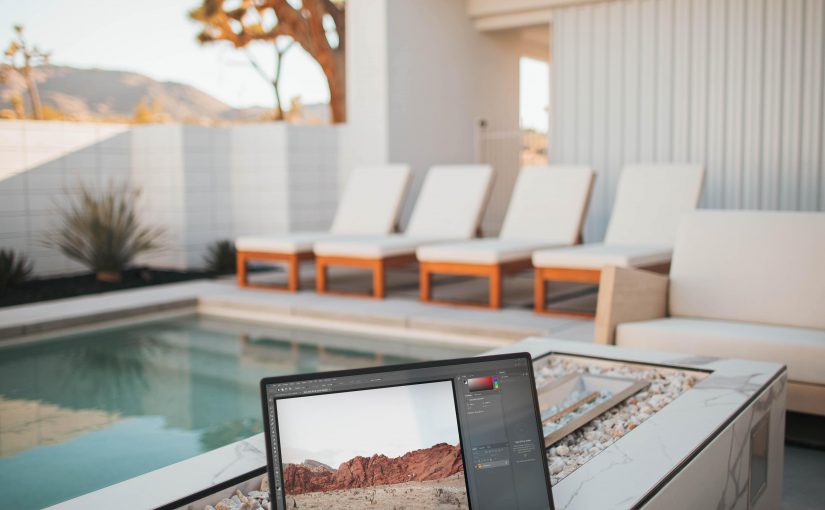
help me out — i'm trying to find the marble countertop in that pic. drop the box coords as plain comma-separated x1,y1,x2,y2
48,337,785,510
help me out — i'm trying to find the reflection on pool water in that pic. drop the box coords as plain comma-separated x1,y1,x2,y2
0,315,471,509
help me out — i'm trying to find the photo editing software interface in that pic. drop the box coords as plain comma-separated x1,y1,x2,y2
264,356,553,510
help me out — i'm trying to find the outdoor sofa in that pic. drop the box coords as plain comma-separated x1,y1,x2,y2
416,165,594,308
594,210,825,416
234,164,411,291
313,164,494,298
532,164,704,316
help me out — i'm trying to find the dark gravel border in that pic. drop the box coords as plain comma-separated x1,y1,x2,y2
0,267,219,308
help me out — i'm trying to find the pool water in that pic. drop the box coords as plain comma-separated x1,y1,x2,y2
0,315,466,509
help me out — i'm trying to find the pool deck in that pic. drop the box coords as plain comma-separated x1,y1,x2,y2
0,270,598,349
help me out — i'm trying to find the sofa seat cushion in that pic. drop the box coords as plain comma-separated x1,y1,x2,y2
616,317,825,385
417,239,556,265
314,235,443,259
236,232,329,254
532,243,672,270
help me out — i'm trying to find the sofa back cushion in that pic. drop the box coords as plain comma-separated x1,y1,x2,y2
331,164,411,235
604,164,704,246
669,210,825,330
406,165,494,239
500,165,594,244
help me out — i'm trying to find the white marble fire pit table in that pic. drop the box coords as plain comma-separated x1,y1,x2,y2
491,337,786,510
48,337,786,510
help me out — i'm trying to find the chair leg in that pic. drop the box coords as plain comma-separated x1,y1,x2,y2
237,252,248,287
372,260,386,299
534,270,546,313
316,258,327,293
287,255,300,292
420,264,432,303
489,265,503,309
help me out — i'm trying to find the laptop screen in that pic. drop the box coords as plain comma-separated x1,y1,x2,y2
261,353,553,510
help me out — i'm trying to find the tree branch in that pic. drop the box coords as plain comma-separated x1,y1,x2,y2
321,0,345,40
244,49,274,86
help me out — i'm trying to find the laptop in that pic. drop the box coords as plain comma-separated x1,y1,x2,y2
260,352,554,510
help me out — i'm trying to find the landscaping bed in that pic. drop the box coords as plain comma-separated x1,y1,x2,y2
0,268,215,308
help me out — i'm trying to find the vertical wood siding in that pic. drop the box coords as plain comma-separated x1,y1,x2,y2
551,0,825,241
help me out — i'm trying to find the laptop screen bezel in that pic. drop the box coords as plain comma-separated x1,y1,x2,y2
259,351,554,510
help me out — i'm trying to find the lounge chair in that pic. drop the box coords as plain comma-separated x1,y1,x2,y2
235,164,411,291
594,210,825,415
313,165,494,298
416,165,595,308
532,163,704,316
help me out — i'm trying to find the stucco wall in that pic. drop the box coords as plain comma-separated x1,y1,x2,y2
344,0,522,233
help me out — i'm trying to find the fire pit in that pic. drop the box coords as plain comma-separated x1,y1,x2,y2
533,353,707,483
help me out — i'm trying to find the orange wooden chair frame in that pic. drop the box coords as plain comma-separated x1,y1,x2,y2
419,259,533,309
236,250,315,292
315,253,418,298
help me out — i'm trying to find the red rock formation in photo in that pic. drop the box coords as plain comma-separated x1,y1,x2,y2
283,443,464,495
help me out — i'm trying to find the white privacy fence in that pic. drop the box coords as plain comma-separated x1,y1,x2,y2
0,121,340,275
551,0,825,242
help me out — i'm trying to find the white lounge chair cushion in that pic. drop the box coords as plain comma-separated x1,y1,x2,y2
500,165,594,244
532,243,671,270
236,232,330,254
616,317,825,385
405,165,493,240
314,235,441,258
417,239,558,265
669,210,825,330
235,165,411,254
604,164,704,246
330,164,411,235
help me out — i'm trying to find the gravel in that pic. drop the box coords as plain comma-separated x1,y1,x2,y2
536,354,706,485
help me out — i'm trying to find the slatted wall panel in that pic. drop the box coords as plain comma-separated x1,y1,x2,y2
550,0,825,241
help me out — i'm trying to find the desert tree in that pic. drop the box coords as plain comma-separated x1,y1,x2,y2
190,0,346,123
2,25,50,120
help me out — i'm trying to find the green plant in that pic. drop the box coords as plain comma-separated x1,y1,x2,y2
0,248,33,288
204,240,236,275
48,183,164,283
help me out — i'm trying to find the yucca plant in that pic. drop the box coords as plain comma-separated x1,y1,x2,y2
48,183,164,283
204,240,237,275
0,249,33,288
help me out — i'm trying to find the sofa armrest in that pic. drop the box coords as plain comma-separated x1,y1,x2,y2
594,266,669,345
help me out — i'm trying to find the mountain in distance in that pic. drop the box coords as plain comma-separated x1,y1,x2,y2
283,442,465,495
0,64,329,124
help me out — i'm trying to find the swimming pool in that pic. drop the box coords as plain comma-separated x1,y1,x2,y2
0,315,473,509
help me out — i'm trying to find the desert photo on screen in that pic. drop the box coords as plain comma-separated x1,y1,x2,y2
276,381,468,509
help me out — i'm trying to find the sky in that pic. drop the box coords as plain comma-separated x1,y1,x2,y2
276,381,461,468
0,0,330,109
520,57,549,133
1,0,549,130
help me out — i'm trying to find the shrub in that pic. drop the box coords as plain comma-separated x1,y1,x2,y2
204,240,237,275
48,183,164,283
0,249,33,288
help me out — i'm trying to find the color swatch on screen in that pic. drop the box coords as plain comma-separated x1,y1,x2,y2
468,375,500,392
